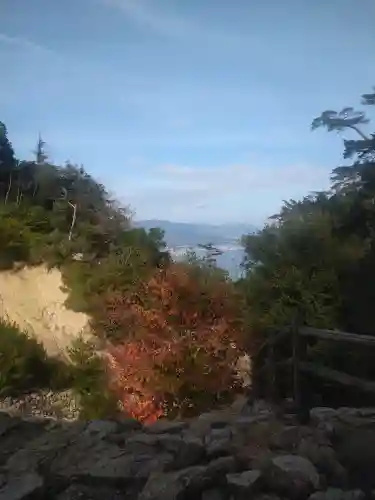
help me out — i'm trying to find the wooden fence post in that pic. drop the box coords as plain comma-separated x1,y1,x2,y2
252,344,263,400
268,339,277,404
292,320,309,423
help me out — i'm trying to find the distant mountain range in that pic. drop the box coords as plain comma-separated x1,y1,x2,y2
134,219,257,248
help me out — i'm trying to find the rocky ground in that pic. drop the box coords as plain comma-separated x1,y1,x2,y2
0,390,80,421
1,398,375,499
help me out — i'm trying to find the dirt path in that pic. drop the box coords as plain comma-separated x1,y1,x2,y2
0,265,92,358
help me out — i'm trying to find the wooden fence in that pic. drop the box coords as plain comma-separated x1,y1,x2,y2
253,324,375,422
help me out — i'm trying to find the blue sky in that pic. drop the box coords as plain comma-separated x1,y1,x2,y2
1,0,375,225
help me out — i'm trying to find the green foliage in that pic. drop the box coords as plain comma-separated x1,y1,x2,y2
0,318,118,418
0,318,62,396
240,85,375,397
67,338,119,420
0,124,173,420
4,85,375,417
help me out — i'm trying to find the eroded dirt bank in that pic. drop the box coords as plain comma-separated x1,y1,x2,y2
0,265,91,357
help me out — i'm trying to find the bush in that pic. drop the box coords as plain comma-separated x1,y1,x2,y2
0,318,57,396
103,262,246,422
67,337,119,420
0,318,119,419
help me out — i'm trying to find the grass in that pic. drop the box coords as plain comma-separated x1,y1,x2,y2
0,318,119,420
0,317,67,396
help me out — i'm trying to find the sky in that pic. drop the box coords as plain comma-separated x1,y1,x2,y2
1,0,375,225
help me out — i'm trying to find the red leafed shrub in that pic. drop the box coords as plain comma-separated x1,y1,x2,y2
102,262,246,421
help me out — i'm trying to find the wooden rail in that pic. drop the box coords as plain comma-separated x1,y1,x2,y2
254,324,375,422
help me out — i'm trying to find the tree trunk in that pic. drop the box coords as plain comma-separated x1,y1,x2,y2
349,125,370,141
4,172,12,205
68,202,77,241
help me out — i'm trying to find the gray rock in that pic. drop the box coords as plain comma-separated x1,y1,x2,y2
230,396,251,414
206,438,233,459
139,457,236,500
265,455,320,499
297,439,347,487
85,420,119,437
206,427,233,459
158,434,205,468
0,414,20,438
268,426,310,451
207,456,237,476
253,496,281,500
2,401,375,500
309,489,365,500
144,420,187,434
201,488,225,500
56,484,130,500
50,434,174,481
5,422,86,473
335,429,375,489
235,415,271,429
138,466,210,500
126,433,159,449
210,427,233,442
117,417,143,432
226,469,262,496
0,472,44,500
310,408,338,425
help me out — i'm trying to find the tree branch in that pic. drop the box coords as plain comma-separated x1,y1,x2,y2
348,125,370,141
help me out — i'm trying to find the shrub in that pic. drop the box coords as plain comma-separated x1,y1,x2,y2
0,318,55,395
0,318,119,418
67,337,119,420
103,262,246,422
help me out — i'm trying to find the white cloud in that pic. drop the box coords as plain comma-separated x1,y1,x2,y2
0,33,54,55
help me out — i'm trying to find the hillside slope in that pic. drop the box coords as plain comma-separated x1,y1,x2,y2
0,265,91,357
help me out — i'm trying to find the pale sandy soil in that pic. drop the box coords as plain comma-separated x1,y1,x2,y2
0,265,92,358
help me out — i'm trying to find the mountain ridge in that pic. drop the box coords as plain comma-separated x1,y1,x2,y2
134,219,257,247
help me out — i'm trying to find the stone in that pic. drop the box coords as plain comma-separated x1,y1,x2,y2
56,483,132,500
268,426,309,451
125,433,159,449
310,408,338,426
309,489,365,500
264,454,320,499
297,439,347,487
0,472,44,500
231,396,251,414
50,434,174,481
5,422,86,474
235,414,272,429
254,496,281,500
139,457,236,500
210,427,233,441
159,434,205,468
206,438,233,459
226,469,263,496
207,456,237,476
0,414,20,438
206,427,233,459
138,466,210,500
85,420,119,437
335,429,375,490
117,417,143,431
1,402,375,500
201,488,225,500
0,390,81,422
144,420,187,434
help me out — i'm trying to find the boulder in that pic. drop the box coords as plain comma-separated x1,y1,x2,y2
264,454,320,499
